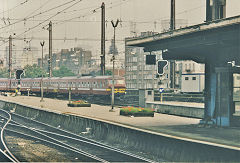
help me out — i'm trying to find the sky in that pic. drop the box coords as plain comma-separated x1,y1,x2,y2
0,0,239,59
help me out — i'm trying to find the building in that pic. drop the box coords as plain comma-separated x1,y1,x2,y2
180,60,205,93
39,47,93,75
125,43,170,91
21,47,38,68
5,45,18,69
5,46,39,70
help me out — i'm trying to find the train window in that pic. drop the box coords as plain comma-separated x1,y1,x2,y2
185,77,189,80
192,77,196,80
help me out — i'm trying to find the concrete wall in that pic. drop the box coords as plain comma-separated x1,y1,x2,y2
146,102,204,118
0,100,239,162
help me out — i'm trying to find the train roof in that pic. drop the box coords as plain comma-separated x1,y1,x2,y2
11,75,124,80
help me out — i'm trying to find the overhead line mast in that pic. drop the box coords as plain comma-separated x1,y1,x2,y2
170,0,176,89
49,21,52,78
101,2,106,75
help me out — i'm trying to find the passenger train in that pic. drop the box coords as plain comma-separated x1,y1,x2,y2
0,76,126,96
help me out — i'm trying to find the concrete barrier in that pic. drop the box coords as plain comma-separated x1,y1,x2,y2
146,101,204,118
1,100,239,162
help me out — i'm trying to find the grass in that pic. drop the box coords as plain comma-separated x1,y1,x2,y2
120,106,154,117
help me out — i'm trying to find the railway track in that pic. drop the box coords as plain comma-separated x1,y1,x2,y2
0,110,19,162
0,109,155,162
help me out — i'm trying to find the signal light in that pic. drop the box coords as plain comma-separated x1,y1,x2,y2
157,60,168,75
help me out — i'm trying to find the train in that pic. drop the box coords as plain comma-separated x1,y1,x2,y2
0,76,126,96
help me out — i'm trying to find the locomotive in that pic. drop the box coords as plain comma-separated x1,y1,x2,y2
0,76,126,96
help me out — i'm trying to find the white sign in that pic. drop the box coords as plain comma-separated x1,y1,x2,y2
159,88,164,93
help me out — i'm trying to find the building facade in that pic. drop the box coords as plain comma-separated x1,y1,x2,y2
39,47,93,76
125,45,170,91
180,60,205,93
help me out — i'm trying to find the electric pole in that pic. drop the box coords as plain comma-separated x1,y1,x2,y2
170,0,176,90
9,35,12,79
48,21,52,78
170,0,175,30
40,41,45,102
100,2,105,75
110,19,119,112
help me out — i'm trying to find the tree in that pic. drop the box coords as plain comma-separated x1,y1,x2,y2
105,70,112,75
93,70,112,76
0,68,9,78
52,66,75,77
23,64,47,78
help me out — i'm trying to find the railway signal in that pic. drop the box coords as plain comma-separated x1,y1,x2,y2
16,69,24,80
157,60,168,75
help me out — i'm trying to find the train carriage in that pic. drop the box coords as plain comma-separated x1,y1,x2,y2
0,76,126,96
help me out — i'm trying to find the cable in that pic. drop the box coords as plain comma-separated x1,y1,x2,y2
0,0,83,47
53,0,132,26
0,0,30,16
0,0,78,31
24,0,54,19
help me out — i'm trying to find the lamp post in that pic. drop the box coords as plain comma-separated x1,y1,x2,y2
110,19,119,111
40,41,45,102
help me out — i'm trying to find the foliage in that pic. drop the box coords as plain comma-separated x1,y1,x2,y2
68,100,91,107
0,68,9,78
23,64,47,78
93,70,112,76
120,106,154,117
71,100,88,104
105,70,112,75
53,66,75,77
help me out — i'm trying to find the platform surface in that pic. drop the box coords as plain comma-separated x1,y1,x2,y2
1,95,240,150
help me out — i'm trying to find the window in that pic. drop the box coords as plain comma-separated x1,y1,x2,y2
192,77,196,80
185,77,189,80
148,90,152,95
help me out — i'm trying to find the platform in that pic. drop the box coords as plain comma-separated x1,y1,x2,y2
0,95,240,150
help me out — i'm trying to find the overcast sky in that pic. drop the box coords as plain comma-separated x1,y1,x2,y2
0,0,239,58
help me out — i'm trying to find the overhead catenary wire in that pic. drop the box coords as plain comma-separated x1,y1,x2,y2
23,0,54,19
0,0,30,16
0,0,83,47
0,0,78,31
53,0,132,26
0,0,128,47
